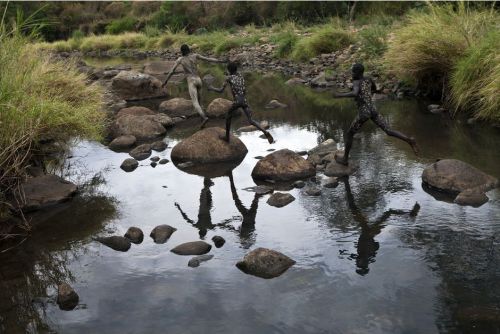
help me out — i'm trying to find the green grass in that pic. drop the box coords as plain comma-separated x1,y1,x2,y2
0,35,104,190
106,17,137,35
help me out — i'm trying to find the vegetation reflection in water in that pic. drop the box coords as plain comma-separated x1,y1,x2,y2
1,66,499,333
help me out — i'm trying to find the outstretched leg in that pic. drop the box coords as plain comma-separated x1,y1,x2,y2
371,111,419,155
188,77,208,128
222,107,236,142
336,114,368,165
242,103,274,144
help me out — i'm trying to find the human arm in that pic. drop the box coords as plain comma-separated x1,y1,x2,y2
196,53,226,63
162,58,181,87
207,77,228,93
332,80,360,98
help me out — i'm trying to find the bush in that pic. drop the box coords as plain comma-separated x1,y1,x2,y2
292,26,354,61
0,36,104,189
105,17,137,35
358,25,388,58
450,30,500,121
272,31,298,58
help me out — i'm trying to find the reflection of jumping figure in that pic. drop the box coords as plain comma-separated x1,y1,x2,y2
342,178,420,275
163,44,225,129
208,62,274,144
333,63,419,165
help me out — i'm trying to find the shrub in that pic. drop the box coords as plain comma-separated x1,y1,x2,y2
450,30,500,121
272,31,298,58
358,25,388,58
291,26,354,61
105,17,137,35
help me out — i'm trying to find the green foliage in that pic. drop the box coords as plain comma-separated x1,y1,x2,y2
71,29,84,40
105,17,137,35
291,25,354,61
358,25,388,58
450,30,500,121
272,31,298,58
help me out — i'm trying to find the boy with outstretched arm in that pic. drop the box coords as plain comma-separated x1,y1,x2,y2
332,63,419,165
207,62,274,144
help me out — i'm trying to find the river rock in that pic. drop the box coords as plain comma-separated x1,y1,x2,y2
293,180,305,188
188,254,214,268
109,135,136,151
171,241,212,255
15,175,77,212
265,99,287,109
150,224,177,244
159,159,169,164
237,120,270,132
150,156,160,162
454,189,489,207
153,114,175,128
129,144,152,161
124,227,144,244
111,114,166,140
308,139,337,156
304,186,321,196
324,160,358,177
57,283,79,311
236,247,296,279
159,98,197,118
285,77,307,86
111,70,166,101
212,235,226,248
151,162,157,168
171,127,247,164
267,192,295,208
323,177,339,188
93,236,131,252
422,159,498,195
427,104,446,114
252,149,315,181
116,106,155,119
206,98,234,118
151,140,167,152
143,60,182,78
243,185,274,195
120,158,139,172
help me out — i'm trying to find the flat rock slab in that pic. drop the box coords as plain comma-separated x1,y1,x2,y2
236,247,296,279
124,227,144,244
188,254,214,268
120,158,139,172
171,127,248,164
15,175,77,212
171,241,212,255
252,149,315,182
129,144,152,161
267,192,295,208
57,283,79,311
94,236,131,252
324,161,358,177
150,225,177,244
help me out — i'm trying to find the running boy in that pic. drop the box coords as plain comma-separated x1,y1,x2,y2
208,62,274,144
333,63,419,165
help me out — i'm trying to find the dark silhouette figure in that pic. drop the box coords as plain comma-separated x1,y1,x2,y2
342,178,420,275
208,62,274,144
333,63,419,165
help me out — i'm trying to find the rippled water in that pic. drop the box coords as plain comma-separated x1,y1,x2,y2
1,59,499,334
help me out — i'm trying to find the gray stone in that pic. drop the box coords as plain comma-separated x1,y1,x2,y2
323,177,339,188
109,135,136,151
57,283,79,311
236,247,296,279
454,189,489,207
150,162,157,168
188,254,214,268
151,140,167,152
267,192,295,208
159,159,169,165
150,156,160,162
206,98,234,118
308,139,337,156
243,185,274,195
150,225,177,244
237,120,270,133
171,241,212,255
252,149,315,182
305,186,321,196
265,99,287,109
129,144,152,161
116,106,155,119
159,98,196,118
111,114,166,140
120,158,139,172
93,236,131,252
112,71,166,100
124,227,144,244
212,235,225,248
293,180,305,189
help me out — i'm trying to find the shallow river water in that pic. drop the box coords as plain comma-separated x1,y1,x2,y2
1,60,499,334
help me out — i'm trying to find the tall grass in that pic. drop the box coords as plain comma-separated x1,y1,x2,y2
0,22,104,191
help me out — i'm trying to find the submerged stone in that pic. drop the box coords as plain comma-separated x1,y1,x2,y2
188,254,214,268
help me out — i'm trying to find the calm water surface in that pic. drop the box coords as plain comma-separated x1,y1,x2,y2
1,59,499,334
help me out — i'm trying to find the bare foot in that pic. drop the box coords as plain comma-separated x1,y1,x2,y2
335,155,349,166
264,131,274,144
200,117,209,129
409,138,420,156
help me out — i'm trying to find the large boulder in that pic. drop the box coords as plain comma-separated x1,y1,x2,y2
159,98,197,118
116,106,155,119
251,149,315,181
171,127,248,164
111,70,166,101
422,159,498,206
171,241,212,255
111,114,167,140
57,283,79,311
206,98,234,118
15,175,77,212
236,248,296,279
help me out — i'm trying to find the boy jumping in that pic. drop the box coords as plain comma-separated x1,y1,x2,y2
208,62,274,144
333,63,419,165
162,44,225,129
